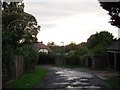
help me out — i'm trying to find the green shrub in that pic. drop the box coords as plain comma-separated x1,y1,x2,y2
65,55,80,66
75,47,89,56
38,52,55,64
17,45,39,72
92,44,107,56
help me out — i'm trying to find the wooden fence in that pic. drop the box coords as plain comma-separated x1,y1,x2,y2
15,55,24,79
8,55,24,81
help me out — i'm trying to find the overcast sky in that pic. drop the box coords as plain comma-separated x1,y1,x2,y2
24,0,118,45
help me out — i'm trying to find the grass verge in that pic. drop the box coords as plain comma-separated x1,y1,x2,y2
105,76,120,89
7,66,47,88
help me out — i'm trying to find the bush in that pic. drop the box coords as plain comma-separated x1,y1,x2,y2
75,47,89,56
37,52,55,64
65,54,80,66
17,45,39,72
92,44,107,56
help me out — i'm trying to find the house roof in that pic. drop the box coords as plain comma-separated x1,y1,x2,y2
107,39,120,51
32,42,52,52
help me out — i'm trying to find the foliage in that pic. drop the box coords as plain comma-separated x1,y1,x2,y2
17,45,39,71
87,31,114,56
47,42,56,46
2,2,40,47
65,54,80,66
37,52,55,64
7,66,48,88
2,1,40,86
105,76,120,89
2,2,24,13
98,1,120,28
75,47,89,56
66,42,77,51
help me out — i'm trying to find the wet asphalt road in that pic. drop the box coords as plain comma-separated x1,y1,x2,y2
35,65,115,90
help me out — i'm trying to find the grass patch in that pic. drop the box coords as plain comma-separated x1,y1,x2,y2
105,76,120,89
8,66,47,88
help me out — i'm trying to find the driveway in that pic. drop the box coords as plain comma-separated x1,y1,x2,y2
35,65,114,90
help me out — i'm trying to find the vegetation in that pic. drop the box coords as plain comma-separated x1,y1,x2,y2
48,31,115,69
2,0,118,88
37,52,55,64
2,1,40,87
98,1,120,28
65,54,79,66
16,45,39,72
87,31,115,56
2,2,40,47
105,76,120,89
7,66,48,88
47,31,115,68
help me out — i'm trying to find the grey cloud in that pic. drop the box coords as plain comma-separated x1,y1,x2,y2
25,1,102,23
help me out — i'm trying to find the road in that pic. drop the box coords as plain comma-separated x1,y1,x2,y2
35,65,114,90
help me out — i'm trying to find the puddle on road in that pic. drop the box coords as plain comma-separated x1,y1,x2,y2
54,69,97,89
59,74,71,77
71,82,90,87
66,85,101,89
55,71,64,74
68,71,75,73
71,81,81,86
67,77,79,80
55,70,93,78
80,78,88,81
52,82,69,85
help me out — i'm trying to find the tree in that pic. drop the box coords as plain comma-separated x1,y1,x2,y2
87,31,115,55
98,1,120,28
66,41,77,52
2,1,40,86
47,42,55,46
2,2,40,48
17,45,39,71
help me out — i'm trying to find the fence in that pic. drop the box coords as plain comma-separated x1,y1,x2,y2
8,55,24,82
15,55,24,79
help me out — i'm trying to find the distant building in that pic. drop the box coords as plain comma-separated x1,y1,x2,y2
32,42,52,54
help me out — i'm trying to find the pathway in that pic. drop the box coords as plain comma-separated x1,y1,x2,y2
35,65,115,90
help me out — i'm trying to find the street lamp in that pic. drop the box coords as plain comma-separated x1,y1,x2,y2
61,42,65,65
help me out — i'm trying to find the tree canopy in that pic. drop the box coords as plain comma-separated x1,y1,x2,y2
87,31,115,55
2,2,40,48
98,1,120,28
47,42,56,46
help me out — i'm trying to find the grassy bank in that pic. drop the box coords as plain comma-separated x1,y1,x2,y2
105,76,120,89
8,66,47,88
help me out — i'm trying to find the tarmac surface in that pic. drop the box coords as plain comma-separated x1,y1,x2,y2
35,65,116,90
